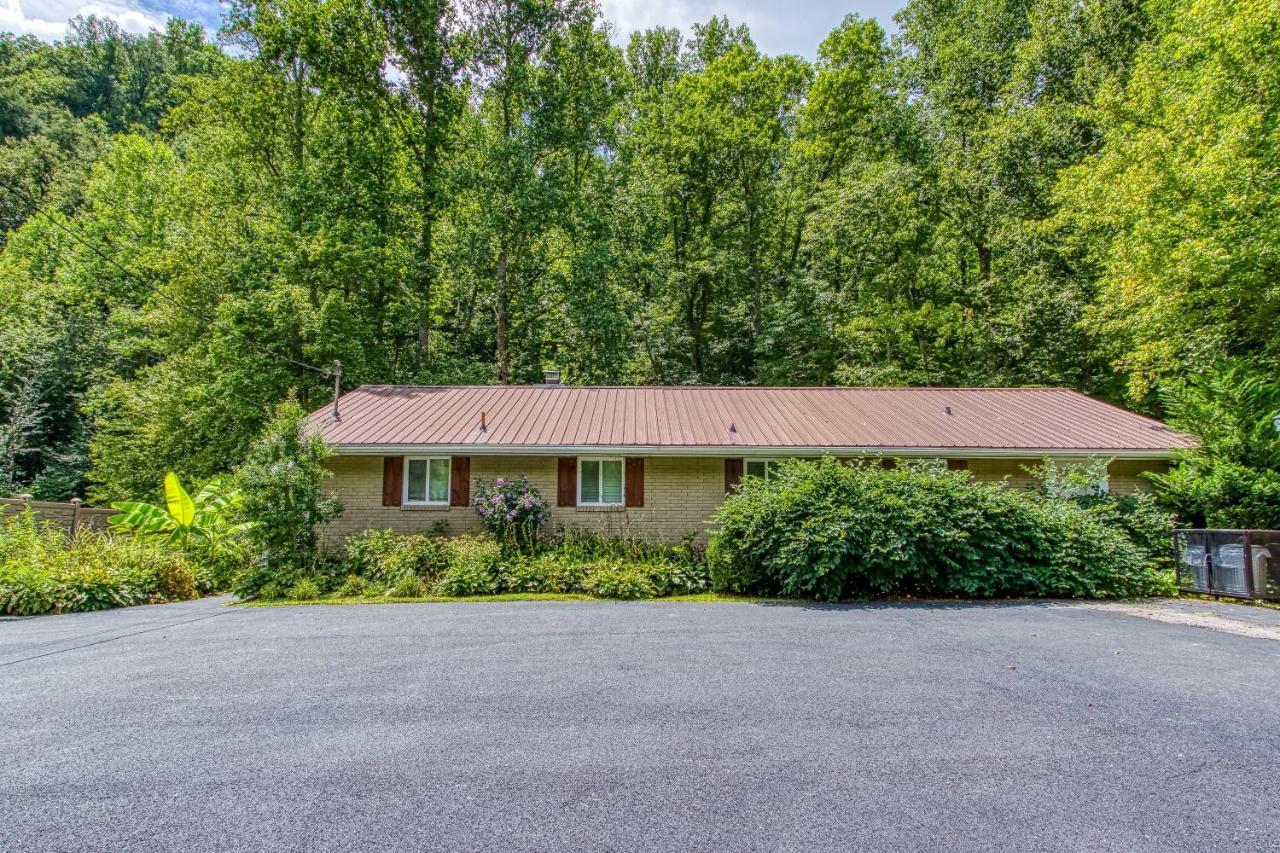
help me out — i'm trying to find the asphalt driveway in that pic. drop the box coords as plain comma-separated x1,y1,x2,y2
2,597,1278,852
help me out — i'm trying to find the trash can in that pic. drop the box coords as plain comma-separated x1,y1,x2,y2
1173,529,1280,600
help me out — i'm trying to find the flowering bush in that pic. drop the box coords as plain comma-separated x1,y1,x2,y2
472,476,547,547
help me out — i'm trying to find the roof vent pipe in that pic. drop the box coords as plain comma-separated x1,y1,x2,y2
480,411,487,432
543,370,561,385
944,406,952,416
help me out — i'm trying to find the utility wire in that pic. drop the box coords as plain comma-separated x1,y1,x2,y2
0,178,333,378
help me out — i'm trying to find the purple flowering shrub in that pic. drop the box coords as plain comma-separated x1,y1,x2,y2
472,476,548,546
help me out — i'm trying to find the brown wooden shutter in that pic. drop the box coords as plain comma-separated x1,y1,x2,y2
947,459,969,471
557,457,577,507
450,456,471,507
724,458,743,493
624,457,644,507
382,456,403,506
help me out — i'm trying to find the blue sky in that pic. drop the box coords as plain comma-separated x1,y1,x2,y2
4,0,903,56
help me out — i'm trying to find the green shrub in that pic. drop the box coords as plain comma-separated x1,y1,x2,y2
1024,457,1175,572
583,565,658,600
155,555,198,601
707,459,1167,601
258,581,284,601
389,535,451,580
332,528,704,601
644,558,711,596
343,528,400,577
388,574,425,598
343,528,452,586
233,399,342,598
287,578,322,601
431,535,502,595
432,561,498,596
333,574,366,598
0,510,199,614
192,545,250,595
1084,492,1175,572
500,552,591,593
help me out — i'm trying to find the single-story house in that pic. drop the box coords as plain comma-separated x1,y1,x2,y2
308,381,1195,545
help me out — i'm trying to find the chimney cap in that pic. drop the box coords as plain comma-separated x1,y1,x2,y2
543,370,561,385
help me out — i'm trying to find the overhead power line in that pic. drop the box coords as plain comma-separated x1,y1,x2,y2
0,178,332,379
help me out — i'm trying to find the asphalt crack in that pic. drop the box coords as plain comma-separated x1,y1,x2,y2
0,608,240,668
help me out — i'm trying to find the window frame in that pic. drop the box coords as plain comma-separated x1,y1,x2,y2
403,455,452,506
578,456,625,507
744,458,782,481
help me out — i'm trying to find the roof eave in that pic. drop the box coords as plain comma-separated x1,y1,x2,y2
326,443,1184,460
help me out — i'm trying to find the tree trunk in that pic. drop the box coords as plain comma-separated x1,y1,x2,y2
495,235,511,383
416,210,434,362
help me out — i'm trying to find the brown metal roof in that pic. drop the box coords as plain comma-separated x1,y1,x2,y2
308,385,1195,457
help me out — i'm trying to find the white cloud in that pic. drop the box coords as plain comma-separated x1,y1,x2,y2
2,0,168,40
600,0,696,43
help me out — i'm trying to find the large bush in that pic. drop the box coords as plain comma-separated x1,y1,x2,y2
0,509,198,615
1025,457,1175,572
1147,364,1280,529
233,399,342,598
707,459,1170,601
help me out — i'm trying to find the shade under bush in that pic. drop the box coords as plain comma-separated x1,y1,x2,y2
706,459,1169,601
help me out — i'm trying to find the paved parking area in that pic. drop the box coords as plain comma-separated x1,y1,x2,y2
2,597,1278,851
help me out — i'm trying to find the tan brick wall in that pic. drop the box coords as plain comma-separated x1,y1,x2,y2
321,454,725,549
320,453,1169,548
966,458,1042,490
1107,459,1166,495
965,457,1165,495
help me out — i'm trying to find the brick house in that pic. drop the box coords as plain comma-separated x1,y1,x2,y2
308,382,1194,545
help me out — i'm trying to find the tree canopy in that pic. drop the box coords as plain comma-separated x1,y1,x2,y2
1,0,1277,517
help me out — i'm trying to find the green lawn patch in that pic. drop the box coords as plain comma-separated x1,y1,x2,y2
235,591,774,607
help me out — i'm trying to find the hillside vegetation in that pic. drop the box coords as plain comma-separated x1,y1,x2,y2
1,0,1278,525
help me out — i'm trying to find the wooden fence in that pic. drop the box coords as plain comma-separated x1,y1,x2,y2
0,496,116,534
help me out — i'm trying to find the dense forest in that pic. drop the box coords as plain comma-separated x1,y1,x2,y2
1,0,1277,522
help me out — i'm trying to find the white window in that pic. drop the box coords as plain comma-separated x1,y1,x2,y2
1049,478,1110,499
579,458,624,506
405,456,451,505
744,458,782,481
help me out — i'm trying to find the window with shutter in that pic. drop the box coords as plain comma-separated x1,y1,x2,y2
404,456,451,505
578,458,624,506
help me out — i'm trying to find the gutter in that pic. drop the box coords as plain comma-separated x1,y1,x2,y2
327,444,1182,461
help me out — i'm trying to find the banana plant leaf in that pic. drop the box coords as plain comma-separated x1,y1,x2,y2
109,472,251,545
108,501,178,535
164,472,196,528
